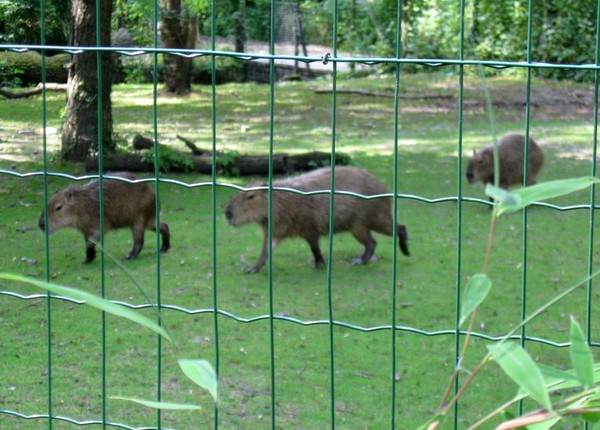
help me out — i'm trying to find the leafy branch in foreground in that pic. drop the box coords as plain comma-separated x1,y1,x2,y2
421,176,600,430
0,273,218,416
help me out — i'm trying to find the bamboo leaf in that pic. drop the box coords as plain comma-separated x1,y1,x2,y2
178,359,218,403
490,177,600,215
110,396,201,410
485,184,521,208
488,342,552,411
0,273,172,342
569,316,595,388
537,364,579,382
525,363,600,395
583,411,600,425
459,274,492,327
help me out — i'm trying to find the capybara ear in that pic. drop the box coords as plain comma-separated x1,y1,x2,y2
481,151,492,164
64,190,73,201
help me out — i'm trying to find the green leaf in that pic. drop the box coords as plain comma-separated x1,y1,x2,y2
485,184,521,208
459,274,492,327
110,396,201,410
537,364,579,382
0,273,171,342
488,342,552,411
495,177,600,215
569,316,595,388
529,364,600,395
178,359,218,403
583,411,600,425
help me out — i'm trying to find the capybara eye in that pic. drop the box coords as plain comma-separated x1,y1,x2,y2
247,194,255,200
55,205,63,212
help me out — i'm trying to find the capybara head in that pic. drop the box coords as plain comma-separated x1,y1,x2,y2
466,134,544,189
38,188,80,234
225,183,268,227
466,149,492,185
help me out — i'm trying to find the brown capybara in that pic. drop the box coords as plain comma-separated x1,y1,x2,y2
466,134,544,191
224,166,409,274
38,173,170,263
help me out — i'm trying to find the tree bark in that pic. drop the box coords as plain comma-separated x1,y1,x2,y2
161,0,195,95
62,0,114,161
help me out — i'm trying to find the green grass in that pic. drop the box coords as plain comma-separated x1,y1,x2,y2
1,72,600,429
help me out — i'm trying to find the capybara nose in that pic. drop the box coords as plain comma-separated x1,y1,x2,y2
466,172,474,183
225,207,233,220
38,216,45,232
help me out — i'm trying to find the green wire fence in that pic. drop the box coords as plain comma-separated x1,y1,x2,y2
1,0,600,429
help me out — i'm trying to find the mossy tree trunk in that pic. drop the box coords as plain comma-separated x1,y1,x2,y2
161,0,195,95
62,0,114,161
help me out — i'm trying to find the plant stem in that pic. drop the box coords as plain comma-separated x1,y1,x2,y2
483,212,498,275
436,213,498,414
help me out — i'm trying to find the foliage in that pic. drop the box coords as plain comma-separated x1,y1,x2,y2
215,148,240,176
0,0,70,45
0,51,69,86
0,58,23,88
421,176,600,429
195,0,272,42
403,0,599,80
2,76,600,428
2,0,597,83
299,0,600,80
0,272,218,414
114,0,156,46
143,143,195,173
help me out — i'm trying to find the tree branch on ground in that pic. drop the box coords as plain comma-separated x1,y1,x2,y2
0,83,68,99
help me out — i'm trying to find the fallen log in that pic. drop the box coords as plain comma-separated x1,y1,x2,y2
85,151,350,176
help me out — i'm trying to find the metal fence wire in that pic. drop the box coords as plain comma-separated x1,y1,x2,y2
1,0,600,429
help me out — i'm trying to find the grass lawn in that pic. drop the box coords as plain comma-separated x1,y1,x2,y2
1,70,599,429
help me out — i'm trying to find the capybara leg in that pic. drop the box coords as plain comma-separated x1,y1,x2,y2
149,220,171,253
305,236,325,269
397,224,410,256
247,236,279,274
126,224,145,260
85,239,96,264
159,222,170,253
351,230,377,265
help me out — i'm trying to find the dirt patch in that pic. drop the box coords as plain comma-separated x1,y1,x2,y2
409,84,596,121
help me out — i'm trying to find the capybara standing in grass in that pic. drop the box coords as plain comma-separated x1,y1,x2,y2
224,166,409,274
38,172,170,263
466,134,544,190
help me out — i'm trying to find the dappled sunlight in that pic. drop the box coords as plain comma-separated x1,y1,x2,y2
0,125,61,163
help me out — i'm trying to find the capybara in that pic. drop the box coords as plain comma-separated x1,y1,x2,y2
38,173,170,263
466,134,544,191
224,166,409,274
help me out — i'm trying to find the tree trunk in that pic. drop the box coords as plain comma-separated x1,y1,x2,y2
62,0,114,161
161,0,195,95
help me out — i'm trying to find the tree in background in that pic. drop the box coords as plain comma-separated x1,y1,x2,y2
160,0,196,95
62,0,115,161
0,0,70,45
